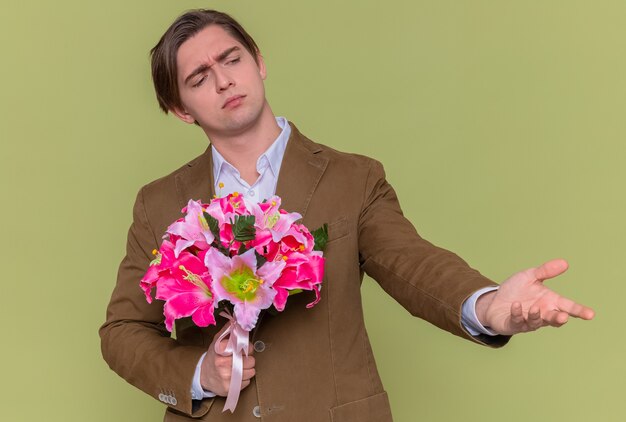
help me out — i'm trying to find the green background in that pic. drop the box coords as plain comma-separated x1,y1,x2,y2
1,1,623,421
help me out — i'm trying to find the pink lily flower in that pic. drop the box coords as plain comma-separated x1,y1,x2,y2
250,196,302,244
205,193,253,254
167,200,215,257
217,221,246,256
272,252,325,312
140,240,176,303
205,193,251,225
204,248,285,331
155,251,215,331
255,222,314,265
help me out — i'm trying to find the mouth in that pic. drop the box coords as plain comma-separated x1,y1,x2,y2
222,95,246,109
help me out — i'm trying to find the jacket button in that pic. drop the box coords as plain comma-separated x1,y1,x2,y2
253,340,265,353
170,396,178,406
252,405,261,417
158,393,166,402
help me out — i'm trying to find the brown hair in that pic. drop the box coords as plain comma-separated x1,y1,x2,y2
150,9,260,114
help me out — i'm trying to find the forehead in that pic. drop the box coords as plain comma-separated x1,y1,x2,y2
176,25,243,76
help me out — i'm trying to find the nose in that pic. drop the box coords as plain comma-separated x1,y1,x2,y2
214,68,234,93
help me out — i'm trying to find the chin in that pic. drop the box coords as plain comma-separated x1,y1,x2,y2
226,108,265,131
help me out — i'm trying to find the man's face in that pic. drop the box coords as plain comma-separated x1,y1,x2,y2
174,25,267,136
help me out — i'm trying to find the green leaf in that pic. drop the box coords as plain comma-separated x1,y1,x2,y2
232,215,256,242
237,243,248,255
216,242,230,257
255,250,267,268
312,223,329,251
204,212,220,240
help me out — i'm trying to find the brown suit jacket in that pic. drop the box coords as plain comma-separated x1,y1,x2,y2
100,123,508,422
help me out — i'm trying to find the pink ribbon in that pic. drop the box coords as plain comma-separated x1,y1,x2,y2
215,309,249,413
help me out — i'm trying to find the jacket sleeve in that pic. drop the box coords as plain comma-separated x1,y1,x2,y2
99,187,214,417
357,159,509,347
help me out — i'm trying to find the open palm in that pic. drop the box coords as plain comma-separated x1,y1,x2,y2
481,259,595,335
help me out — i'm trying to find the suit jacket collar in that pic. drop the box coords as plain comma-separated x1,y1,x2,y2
174,145,214,210
174,122,328,223
275,122,328,223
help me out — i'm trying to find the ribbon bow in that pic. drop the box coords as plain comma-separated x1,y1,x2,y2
214,309,250,413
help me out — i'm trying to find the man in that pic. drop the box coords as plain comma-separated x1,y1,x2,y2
100,9,594,422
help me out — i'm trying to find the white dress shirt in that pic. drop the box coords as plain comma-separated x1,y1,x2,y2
191,116,497,400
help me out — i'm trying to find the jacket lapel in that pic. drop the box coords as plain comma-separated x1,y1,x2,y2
174,146,215,209
275,123,328,222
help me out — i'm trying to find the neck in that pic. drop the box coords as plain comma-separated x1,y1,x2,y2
206,102,281,185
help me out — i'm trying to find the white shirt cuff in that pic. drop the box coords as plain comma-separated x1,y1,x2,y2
461,286,499,336
191,352,217,400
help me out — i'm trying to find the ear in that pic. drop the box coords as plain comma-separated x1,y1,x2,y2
256,52,267,80
170,106,196,125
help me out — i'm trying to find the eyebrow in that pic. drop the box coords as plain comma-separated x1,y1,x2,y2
183,46,241,86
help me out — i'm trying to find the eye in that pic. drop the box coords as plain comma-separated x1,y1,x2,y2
227,57,240,65
192,76,206,88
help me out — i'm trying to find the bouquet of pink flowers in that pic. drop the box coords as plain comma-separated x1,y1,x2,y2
140,192,327,411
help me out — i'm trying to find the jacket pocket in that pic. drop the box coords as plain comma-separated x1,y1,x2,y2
163,399,214,421
329,391,392,422
325,217,349,244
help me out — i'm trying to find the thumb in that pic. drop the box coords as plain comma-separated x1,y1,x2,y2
211,322,232,350
534,259,569,282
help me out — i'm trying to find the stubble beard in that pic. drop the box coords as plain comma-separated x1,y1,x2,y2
216,96,269,137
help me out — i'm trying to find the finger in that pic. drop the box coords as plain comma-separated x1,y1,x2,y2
510,302,525,328
241,379,251,390
215,355,233,369
215,336,231,354
213,322,231,341
527,305,543,330
242,368,256,381
212,324,233,353
247,342,254,356
242,356,256,370
543,310,569,327
533,259,569,282
556,297,595,320
218,365,233,380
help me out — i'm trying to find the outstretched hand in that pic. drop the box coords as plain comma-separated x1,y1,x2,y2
475,259,595,335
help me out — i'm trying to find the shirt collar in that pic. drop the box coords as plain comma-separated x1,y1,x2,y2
211,116,291,182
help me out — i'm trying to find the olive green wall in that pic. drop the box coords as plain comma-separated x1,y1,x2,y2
1,1,623,421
